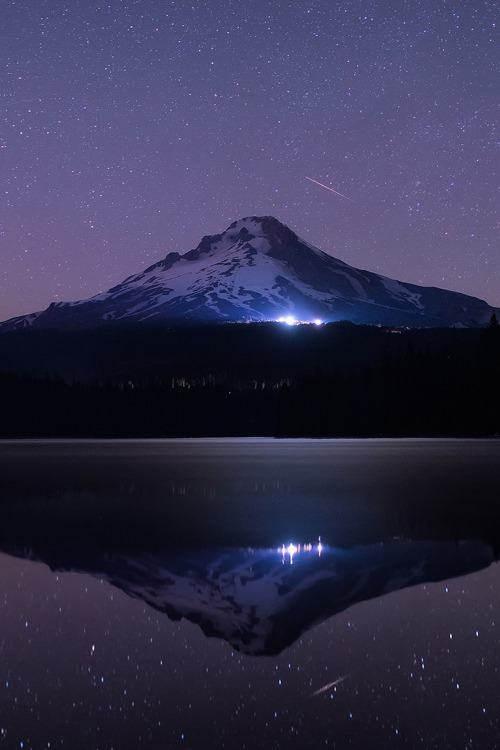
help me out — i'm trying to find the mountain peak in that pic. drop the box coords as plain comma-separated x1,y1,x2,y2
184,216,301,264
227,215,298,244
0,215,498,331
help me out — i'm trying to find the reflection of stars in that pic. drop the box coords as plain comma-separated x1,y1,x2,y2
312,673,350,696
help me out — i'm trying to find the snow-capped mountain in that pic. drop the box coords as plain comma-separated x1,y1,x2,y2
3,541,494,656
1,216,497,330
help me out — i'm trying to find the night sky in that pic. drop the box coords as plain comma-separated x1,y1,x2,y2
1,0,498,322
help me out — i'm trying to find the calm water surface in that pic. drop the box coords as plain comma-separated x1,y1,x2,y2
0,438,499,748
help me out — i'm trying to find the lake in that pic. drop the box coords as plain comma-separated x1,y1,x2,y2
0,438,499,748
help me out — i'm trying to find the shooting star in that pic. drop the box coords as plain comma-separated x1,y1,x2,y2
306,176,355,202
311,674,351,696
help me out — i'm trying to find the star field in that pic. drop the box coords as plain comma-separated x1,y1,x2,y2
0,0,498,321
2,553,500,749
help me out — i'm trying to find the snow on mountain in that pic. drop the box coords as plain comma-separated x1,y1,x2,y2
99,540,493,655
6,540,494,656
1,216,497,330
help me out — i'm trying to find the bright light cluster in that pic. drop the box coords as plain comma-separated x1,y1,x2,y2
275,316,324,326
279,538,323,564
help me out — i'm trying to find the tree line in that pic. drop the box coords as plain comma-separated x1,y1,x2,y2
0,319,498,438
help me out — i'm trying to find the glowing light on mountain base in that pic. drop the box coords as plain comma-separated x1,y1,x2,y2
275,317,324,326
276,315,298,326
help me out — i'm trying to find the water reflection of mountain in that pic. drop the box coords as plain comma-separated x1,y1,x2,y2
1,540,495,656
1,440,499,654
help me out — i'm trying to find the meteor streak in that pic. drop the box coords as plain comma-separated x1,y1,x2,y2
306,176,355,202
312,674,350,696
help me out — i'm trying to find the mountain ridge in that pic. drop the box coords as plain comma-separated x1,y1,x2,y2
1,541,494,656
1,215,497,330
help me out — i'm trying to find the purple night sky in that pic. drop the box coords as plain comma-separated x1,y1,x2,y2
1,0,498,322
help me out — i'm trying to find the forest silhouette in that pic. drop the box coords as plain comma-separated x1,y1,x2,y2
0,318,498,437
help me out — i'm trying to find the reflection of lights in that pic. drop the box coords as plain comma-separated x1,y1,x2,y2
280,537,324,564
281,543,298,564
